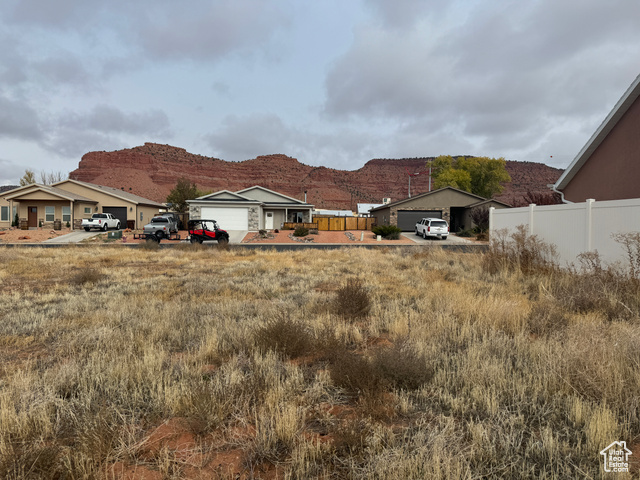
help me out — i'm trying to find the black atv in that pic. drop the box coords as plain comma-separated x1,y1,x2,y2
187,219,230,244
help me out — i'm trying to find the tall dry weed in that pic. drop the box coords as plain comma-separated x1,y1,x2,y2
483,225,557,275
0,246,638,478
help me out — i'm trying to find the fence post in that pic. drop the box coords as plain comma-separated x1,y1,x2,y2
528,204,536,235
585,199,594,252
489,207,495,235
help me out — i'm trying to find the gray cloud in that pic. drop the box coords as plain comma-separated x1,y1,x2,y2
324,0,640,161
364,0,446,29
3,0,292,62
0,94,43,140
2,0,640,175
4,0,103,29
206,113,298,161
43,105,172,157
33,55,92,87
204,113,381,169
0,158,27,185
59,105,171,136
135,1,291,61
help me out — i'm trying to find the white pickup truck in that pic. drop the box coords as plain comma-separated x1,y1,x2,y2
81,213,121,231
415,217,449,240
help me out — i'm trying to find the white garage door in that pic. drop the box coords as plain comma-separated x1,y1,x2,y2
200,207,249,230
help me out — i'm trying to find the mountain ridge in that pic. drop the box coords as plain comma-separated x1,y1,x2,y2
69,143,563,209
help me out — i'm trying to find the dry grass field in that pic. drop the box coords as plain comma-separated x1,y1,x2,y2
0,236,639,479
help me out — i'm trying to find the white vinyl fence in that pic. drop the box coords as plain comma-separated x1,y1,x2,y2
490,198,640,267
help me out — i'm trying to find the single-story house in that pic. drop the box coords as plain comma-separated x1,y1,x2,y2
188,185,314,230
369,186,511,232
0,186,19,226
553,73,640,202
0,179,165,229
357,203,384,216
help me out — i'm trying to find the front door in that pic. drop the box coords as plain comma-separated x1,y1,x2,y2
265,212,274,229
28,206,37,228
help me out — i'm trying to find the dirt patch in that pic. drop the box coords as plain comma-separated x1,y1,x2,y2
138,418,200,462
241,230,414,245
0,340,49,379
107,462,163,480
182,448,245,479
0,227,73,243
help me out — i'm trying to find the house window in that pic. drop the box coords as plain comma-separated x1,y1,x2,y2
45,206,55,222
84,207,91,215
62,206,71,222
0,206,8,222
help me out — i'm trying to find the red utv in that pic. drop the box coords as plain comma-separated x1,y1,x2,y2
187,219,230,245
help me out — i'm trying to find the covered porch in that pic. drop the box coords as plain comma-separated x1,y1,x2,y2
5,185,97,230
262,205,313,230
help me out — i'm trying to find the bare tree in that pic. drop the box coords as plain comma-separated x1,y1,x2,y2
39,171,67,185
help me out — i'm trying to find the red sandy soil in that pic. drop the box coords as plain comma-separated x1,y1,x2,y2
119,229,415,245
0,227,488,246
107,417,282,479
0,227,74,243
241,230,415,245
0,227,415,245
118,229,415,245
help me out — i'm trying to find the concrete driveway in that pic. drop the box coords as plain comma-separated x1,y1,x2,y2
42,230,111,244
401,232,479,245
226,230,248,244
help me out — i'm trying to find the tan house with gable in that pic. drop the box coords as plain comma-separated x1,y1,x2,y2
370,186,511,232
0,179,165,229
188,185,314,230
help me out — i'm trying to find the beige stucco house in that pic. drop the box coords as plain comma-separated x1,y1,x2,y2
0,179,165,229
188,185,314,230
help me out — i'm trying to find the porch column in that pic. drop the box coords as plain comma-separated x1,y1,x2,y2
70,200,74,229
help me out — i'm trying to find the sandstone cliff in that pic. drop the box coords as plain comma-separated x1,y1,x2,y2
69,143,563,209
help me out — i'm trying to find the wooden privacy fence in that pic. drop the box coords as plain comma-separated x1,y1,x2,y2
284,217,375,231
282,222,318,230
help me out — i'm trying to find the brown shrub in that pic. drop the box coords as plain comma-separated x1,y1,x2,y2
71,269,105,285
483,226,557,275
329,341,432,400
334,278,371,320
330,418,373,457
557,250,640,321
329,349,388,398
253,314,314,359
371,340,434,390
139,238,160,250
526,300,569,337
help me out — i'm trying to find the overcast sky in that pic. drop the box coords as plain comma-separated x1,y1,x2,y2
2,0,640,184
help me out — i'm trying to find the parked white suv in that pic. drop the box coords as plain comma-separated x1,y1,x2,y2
415,218,449,240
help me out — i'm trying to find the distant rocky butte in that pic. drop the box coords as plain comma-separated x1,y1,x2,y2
69,143,563,209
